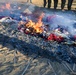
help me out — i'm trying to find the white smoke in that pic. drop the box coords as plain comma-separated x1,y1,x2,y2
44,12,76,35
0,2,76,36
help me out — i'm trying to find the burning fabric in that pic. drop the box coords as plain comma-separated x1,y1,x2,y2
0,2,76,43
18,14,76,43
0,2,76,65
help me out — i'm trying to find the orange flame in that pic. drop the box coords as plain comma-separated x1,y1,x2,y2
25,13,44,33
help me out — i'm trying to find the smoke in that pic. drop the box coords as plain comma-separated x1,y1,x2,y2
0,2,76,36
43,12,76,35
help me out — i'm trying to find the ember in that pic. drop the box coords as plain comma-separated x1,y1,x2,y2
47,33,64,42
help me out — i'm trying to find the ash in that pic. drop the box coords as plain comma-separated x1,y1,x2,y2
0,23,76,64
0,2,76,64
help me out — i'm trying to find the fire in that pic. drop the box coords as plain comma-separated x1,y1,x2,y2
25,13,44,34
5,3,11,10
25,20,43,33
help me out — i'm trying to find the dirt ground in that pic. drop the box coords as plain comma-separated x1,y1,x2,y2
0,0,76,10
0,0,76,75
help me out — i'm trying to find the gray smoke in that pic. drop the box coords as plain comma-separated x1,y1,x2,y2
43,12,76,35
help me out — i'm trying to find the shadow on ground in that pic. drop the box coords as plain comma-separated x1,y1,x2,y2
0,33,60,62
0,33,76,64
